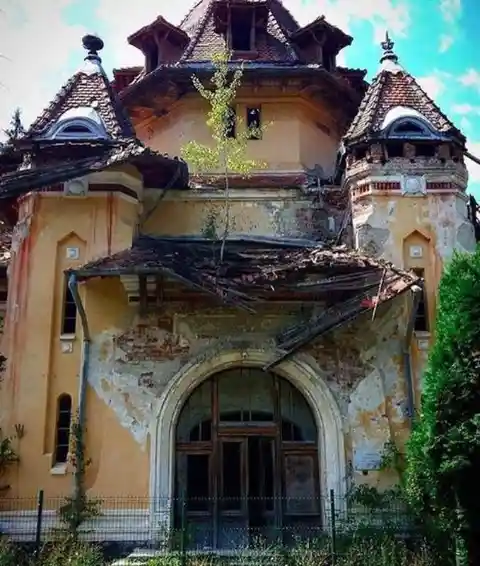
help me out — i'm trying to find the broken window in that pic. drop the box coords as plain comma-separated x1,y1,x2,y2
246,107,262,140
54,394,72,464
394,121,424,134
61,284,77,335
145,44,159,73
415,144,436,157
386,142,403,158
412,268,429,332
225,106,236,138
230,10,253,51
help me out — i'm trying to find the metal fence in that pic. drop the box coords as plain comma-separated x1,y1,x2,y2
0,491,449,563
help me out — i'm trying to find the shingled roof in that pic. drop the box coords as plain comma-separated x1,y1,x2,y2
125,0,351,67
0,141,188,200
179,0,298,62
26,35,135,141
344,34,464,145
71,236,418,304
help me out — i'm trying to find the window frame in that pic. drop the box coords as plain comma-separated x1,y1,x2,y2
412,267,430,332
54,394,72,465
61,282,78,336
246,106,262,140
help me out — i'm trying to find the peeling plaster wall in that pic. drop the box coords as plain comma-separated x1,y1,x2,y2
306,301,409,487
141,190,343,241
352,193,475,266
83,295,410,495
347,156,476,424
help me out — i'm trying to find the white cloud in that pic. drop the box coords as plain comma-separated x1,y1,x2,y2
452,104,480,115
417,75,446,101
467,141,480,185
440,0,462,23
0,0,412,137
439,34,454,53
96,0,412,68
95,0,196,68
0,0,87,133
460,117,471,131
460,68,480,91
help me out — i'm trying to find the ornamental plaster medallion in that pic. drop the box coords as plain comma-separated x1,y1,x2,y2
401,175,426,196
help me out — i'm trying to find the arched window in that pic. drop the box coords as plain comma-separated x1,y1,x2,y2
386,117,436,140
393,121,425,135
55,394,72,464
47,117,108,140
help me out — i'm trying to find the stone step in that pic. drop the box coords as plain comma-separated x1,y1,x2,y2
111,548,279,565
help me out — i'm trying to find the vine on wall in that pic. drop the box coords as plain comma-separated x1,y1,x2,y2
58,414,101,538
0,426,22,493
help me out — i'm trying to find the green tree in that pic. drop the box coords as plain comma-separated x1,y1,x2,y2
3,108,25,144
181,51,266,259
405,246,480,565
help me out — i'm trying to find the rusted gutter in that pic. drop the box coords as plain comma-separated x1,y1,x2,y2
67,273,91,500
403,285,422,428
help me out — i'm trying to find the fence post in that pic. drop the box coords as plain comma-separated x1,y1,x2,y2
330,489,337,566
34,489,44,561
180,500,187,566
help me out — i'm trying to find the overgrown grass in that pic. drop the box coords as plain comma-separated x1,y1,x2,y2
0,531,454,566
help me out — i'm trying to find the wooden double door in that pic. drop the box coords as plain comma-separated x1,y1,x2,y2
219,435,279,542
175,370,321,550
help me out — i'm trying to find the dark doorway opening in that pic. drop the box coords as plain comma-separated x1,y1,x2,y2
175,368,321,549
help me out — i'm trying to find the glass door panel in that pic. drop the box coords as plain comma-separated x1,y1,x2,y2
219,439,248,549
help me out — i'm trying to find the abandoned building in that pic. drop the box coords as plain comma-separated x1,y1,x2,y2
0,0,477,550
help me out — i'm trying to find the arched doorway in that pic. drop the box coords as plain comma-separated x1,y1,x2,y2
174,367,321,549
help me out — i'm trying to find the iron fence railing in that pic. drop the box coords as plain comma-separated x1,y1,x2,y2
0,490,451,563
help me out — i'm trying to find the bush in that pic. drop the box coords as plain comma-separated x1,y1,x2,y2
39,537,104,566
405,247,480,563
0,537,31,566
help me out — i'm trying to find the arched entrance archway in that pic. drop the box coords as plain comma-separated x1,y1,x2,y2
175,367,320,548
149,348,346,548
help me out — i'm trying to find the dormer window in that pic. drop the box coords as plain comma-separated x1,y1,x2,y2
51,118,106,139
392,121,426,136
60,124,92,135
230,11,253,51
44,107,109,141
381,110,443,142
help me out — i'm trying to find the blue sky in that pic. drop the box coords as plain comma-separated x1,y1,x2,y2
0,0,478,192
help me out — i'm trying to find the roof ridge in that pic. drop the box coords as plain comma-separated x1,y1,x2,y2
402,71,458,134
179,0,206,30
344,72,386,140
180,0,215,61
28,74,82,135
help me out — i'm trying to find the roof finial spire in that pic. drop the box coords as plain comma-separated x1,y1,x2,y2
380,31,398,64
82,34,104,64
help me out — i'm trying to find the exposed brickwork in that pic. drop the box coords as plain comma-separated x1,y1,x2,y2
115,316,191,362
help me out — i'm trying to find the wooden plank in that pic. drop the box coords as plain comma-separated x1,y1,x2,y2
139,275,147,315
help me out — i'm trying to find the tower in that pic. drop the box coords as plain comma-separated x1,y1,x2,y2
343,33,475,334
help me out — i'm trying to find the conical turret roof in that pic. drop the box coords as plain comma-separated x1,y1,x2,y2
344,33,464,145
